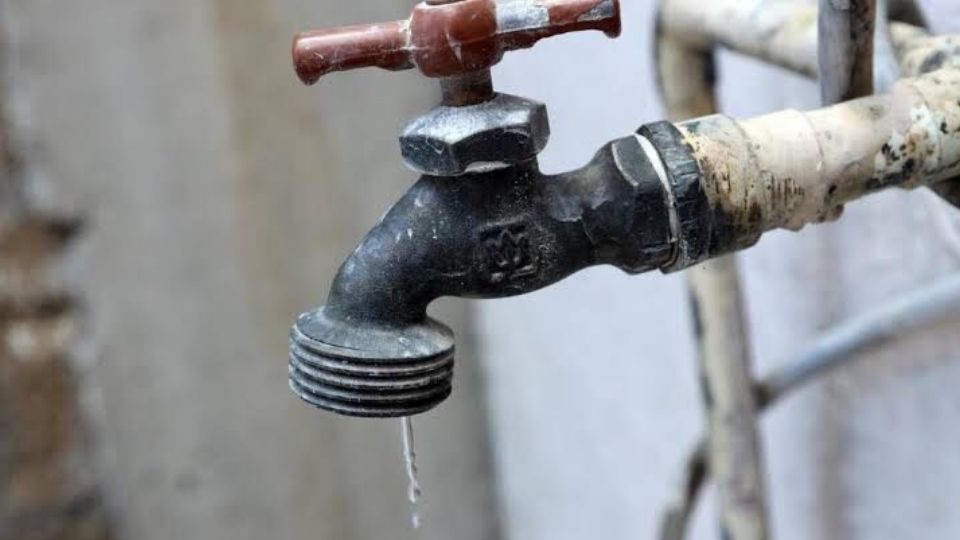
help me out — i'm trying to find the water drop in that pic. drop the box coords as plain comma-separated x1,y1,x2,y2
401,416,422,529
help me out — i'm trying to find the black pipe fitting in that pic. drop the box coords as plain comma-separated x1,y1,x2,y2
640,121,769,269
289,135,677,417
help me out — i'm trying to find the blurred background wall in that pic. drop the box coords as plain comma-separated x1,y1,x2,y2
1,0,959,539
2,0,500,539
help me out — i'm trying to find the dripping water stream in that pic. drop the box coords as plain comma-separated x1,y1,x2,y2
401,416,422,529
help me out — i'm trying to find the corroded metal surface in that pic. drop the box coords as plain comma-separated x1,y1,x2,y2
289,60,960,416
889,22,960,207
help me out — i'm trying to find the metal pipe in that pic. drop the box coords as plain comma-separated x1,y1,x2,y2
655,13,771,540
659,274,960,540
873,0,904,92
818,0,877,103
655,0,930,98
658,0,928,81
758,275,960,404
653,32,716,122
686,258,770,540
659,0,819,78
658,0,960,212
673,66,960,249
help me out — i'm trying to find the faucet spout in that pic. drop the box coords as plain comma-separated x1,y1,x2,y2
289,135,675,417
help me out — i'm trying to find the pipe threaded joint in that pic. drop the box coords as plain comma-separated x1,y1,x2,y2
288,308,455,417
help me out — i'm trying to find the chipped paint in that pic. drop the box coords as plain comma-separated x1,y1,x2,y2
495,0,550,33
675,68,960,245
892,23,960,76
293,0,619,84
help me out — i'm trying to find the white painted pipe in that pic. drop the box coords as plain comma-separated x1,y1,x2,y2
676,67,960,239
658,0,939,83
659,0,819,77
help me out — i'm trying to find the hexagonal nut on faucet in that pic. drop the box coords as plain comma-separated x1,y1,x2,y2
400,93,550,177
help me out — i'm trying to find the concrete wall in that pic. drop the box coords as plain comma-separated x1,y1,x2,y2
482,1,960,539
5,0,500,539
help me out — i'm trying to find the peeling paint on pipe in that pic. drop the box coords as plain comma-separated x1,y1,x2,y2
657,0,960,213
673,68,960,259
891,23,960,76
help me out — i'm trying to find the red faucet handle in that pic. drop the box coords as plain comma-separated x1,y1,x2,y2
293,0,621,85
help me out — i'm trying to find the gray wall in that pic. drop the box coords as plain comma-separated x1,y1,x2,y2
6,0,499,539
482,1,960,539
10,0,960,539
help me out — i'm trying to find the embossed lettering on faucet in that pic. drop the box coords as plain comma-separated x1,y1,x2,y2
480,222,539,283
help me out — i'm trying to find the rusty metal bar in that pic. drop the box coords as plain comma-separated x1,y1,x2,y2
654,15,771,540
890,23,960,75
653,5,960,537
657,0,960,217
659,0,818,78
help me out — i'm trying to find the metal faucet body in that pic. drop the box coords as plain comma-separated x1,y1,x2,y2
288,0,641,417
289,131,679,416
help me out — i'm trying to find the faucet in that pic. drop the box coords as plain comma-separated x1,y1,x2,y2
287,0,960,418
287,0,683,417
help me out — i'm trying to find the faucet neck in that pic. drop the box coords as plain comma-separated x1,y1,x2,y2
439,70,495,106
